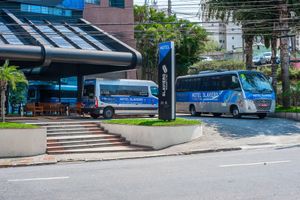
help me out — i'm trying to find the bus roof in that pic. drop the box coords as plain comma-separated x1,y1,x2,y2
177,70,262,79
85,78,157,86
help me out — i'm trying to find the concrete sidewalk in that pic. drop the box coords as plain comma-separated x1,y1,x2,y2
1,123,300,168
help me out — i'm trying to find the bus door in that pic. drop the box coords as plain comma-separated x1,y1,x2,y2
83,80,96,108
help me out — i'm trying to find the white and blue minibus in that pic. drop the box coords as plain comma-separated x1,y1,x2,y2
82,79,159,119
176,70,275,119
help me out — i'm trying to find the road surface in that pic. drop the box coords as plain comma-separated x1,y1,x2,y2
1,147,300,200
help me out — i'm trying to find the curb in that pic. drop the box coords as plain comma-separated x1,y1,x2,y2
0,155,57,168
70,147,243,163
0,147,242,168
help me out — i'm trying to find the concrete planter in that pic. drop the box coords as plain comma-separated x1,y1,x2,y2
101,123,203,150
272,112,300,121
0,128,47,158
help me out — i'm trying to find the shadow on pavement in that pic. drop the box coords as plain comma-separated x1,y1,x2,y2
178,114,300,138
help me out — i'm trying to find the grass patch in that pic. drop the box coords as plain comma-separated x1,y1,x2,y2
105,118,200,126
0,122,38,129
276,106,300,113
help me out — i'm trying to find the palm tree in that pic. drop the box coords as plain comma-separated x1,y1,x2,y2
0,60,27,122
204,0,300,108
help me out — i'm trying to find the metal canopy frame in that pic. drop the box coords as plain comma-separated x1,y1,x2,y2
0,9,142,81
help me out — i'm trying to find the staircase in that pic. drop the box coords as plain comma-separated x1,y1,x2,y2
37,121,151,154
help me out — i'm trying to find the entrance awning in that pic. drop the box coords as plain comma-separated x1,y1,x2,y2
0,9,142,80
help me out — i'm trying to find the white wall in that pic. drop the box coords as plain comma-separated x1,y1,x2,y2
0,128,47,158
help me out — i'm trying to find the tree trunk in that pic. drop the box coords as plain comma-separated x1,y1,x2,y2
0,82,7,122
279,1,291,108
271,36,278,95
244,35,254,70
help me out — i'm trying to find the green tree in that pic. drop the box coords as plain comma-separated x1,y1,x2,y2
9,83,27,114
0,61,27,122
134,5,207,81
203,40,223,53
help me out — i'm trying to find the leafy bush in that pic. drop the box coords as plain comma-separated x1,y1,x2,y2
105,118,200,126
258,66,300,81
188,60,245,74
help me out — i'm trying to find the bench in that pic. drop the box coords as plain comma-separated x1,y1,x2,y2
25,103,43,116
38,103,66,115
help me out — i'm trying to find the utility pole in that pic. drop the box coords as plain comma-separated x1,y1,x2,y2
167,0,172,16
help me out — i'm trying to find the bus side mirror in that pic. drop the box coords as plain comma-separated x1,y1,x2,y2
268,77,273,84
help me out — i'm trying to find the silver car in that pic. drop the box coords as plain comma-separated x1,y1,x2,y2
253,56,267,65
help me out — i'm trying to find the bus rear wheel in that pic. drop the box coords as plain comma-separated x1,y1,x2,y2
103,107,114,119
190,105,199,116
90,113,100,119
257,113,267,119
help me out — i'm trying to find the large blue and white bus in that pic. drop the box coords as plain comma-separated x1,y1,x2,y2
176,70,275,119
82,79,159,119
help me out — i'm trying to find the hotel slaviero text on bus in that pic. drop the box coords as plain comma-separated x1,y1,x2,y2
176,70,275,119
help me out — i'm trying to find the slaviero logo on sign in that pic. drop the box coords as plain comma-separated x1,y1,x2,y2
161,65,168,98
158,41,176,121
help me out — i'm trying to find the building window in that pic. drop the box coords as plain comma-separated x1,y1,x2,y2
85,0,100,4
20,3,72,17
109,0,125,8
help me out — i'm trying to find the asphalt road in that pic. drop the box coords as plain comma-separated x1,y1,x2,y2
180,114,300,138
1,147,300,200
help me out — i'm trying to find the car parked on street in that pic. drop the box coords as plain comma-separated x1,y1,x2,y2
253,56,267,65
200,56,213,61
263,52,272,63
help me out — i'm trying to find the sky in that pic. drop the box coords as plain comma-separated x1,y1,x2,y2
133,0,202,22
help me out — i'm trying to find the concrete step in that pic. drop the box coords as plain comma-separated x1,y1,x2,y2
47,134,120,142
47,131,108,137
46,124,100,130
47,138,125,147
47,146,152,154
47,141,130,151
27,121,100,126
47,127,103,133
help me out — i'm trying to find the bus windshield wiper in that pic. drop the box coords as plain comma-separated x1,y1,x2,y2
258,89,272,94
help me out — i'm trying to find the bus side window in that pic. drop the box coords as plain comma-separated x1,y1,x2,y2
202,77,208,91
230,75,241,90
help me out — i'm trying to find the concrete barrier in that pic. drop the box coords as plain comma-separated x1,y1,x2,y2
0,128,47,158
269,112,300,121
270,112,300,121
101,124,203,150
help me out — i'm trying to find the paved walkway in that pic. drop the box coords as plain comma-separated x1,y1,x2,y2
1,120,300,168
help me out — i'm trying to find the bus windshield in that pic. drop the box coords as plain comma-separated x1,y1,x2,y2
239,72,273,93
150,86,158,97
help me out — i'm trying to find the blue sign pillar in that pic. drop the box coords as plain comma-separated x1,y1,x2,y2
158,41,176,121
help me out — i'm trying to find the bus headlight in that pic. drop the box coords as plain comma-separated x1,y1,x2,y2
246,100,256,111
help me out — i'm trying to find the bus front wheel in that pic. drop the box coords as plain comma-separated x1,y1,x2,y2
103,107,114,119
231,106,241,119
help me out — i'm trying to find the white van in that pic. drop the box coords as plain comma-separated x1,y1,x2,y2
82,79,158,119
